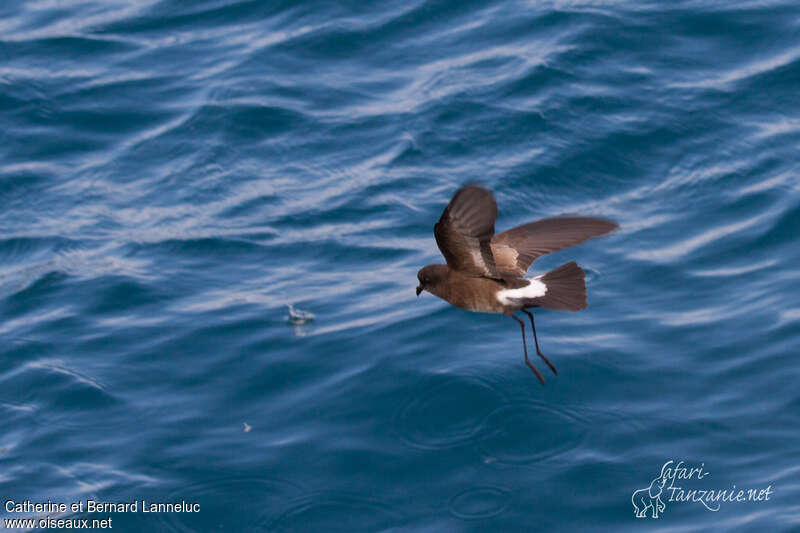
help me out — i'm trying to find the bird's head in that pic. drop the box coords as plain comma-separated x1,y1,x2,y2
416,264,448,297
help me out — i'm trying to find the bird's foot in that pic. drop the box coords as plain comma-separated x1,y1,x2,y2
536,350,558,376
525,360,545,385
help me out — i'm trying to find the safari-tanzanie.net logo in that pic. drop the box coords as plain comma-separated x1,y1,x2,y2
631,460,773,519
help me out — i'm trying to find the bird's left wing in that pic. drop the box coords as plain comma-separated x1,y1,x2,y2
491,217,618,277
434,185,499,277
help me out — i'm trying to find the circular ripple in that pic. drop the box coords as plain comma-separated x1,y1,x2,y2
478,401,589,465
448,486,511,521
161,476,301,533
267,493,402,533
394,373,508,450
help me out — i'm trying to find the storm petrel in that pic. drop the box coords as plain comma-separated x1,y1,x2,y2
416,185,617,384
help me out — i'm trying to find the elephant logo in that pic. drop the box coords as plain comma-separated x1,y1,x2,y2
632,463,670,518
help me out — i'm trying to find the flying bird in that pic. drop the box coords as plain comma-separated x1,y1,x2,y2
416,184,617,384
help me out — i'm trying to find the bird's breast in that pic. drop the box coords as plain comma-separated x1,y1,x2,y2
440,276,507,314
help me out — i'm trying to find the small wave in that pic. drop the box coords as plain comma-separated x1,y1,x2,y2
629,212,768,263
26,360,107,393
0,356,156,433
689,259,777,278
669,46,800,90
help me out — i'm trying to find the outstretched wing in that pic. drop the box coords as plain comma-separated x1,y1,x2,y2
491,217,618,277
434,185,499,277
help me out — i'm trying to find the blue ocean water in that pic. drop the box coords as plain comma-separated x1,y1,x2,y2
1,0,799,531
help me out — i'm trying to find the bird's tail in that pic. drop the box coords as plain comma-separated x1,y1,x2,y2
535,261,587,311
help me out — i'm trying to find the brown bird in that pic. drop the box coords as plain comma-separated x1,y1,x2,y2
416,184,618,384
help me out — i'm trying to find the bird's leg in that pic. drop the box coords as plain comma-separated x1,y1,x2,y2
508,313,544,385
522,309,557,376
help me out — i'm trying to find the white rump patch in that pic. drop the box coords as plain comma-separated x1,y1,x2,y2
496,277,547,306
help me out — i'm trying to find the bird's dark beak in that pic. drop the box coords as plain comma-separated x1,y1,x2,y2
416,285,423,296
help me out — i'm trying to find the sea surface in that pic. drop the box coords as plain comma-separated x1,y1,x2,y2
1,0,799,531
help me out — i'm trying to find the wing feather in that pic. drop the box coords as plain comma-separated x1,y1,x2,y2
434,185,499,277
491,217,618,277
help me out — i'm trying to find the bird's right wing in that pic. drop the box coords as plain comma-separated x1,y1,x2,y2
434,185,499,277
491,217,618,277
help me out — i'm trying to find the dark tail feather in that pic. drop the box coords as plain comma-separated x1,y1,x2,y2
536,261,587,311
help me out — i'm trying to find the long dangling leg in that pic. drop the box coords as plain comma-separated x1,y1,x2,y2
508,313,544,384
522,309,557,376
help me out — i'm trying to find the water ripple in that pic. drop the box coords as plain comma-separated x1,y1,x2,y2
393,372,508,451
160,475,301,533
448,486,511,521
478,400,590,465
267,493,403,533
